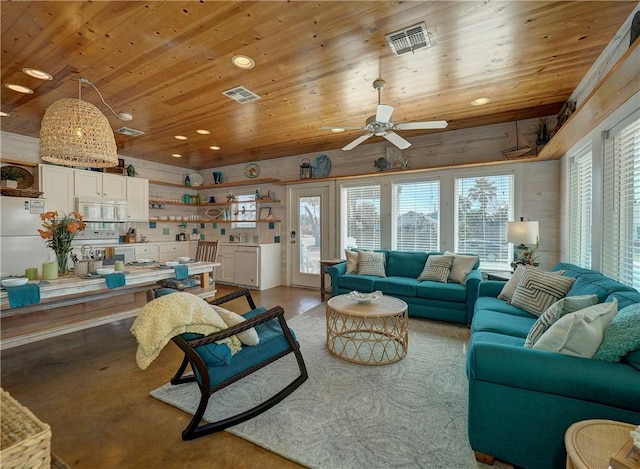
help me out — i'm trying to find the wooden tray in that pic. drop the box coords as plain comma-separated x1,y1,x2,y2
0,188,44,198
1,166,33,189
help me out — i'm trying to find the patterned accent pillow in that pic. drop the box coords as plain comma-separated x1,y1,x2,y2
524,294,599,348
417,254,455,282
444,251,479,284
510,268,576,316
357,251,386,277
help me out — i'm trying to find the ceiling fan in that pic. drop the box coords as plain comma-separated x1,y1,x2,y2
321,79,448,151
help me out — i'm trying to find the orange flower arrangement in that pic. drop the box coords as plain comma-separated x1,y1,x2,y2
38,211,86,274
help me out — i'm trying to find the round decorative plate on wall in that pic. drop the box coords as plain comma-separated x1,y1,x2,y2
188,173,204,187
312,154,332,178
244,163,260,179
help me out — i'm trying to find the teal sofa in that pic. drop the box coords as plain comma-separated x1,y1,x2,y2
467,263,640,469
326,250,483,324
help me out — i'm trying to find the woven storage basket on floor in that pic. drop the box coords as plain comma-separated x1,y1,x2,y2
0,388,51,469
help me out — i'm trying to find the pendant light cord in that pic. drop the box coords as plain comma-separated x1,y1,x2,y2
75,77,131,121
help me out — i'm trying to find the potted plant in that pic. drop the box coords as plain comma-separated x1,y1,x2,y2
0,166,21,189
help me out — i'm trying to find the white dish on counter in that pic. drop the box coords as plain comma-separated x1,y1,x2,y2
96,268,115,276
179,256,191,262
165,261,179,267
1,278,29,287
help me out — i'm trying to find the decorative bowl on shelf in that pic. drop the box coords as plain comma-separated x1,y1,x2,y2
96,268,115,276
1,278,29,287
165,261,179,267
347,290,382,304
179,256,191,262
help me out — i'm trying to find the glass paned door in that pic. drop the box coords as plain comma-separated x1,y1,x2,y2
291,186,329,288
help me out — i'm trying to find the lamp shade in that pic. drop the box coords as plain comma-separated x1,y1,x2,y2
507,220,539,245
40,98,118,167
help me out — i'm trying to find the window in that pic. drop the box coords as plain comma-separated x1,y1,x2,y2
602,113,640,289
568,147,592,267
231,193,257,229
455,173,513,268
392,179,439,251
342,185,381,250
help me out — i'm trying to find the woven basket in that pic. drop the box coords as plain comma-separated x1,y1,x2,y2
0,388,51,469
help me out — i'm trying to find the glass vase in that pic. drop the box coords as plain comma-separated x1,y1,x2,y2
56,251,69,275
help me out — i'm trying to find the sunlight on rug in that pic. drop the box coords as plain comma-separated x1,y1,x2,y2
150,303,513,469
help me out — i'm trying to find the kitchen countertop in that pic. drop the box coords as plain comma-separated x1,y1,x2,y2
0,261,219,311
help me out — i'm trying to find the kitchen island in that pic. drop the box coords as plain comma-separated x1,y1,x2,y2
0,261,219,349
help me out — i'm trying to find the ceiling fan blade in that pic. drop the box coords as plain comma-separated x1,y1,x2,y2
342,133,374,151
319,125,367,130
394,120,448,130
376,104,394,123
383,131,411,149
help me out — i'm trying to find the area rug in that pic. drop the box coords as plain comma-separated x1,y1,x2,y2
150,303,511,468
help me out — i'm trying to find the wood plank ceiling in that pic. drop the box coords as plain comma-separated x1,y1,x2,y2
1,1,636,170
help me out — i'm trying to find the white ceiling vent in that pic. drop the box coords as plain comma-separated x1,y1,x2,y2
385,22,432,56
222,86,261,104
114,127,145,137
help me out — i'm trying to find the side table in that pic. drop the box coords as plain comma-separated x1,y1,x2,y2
565,419,636,469
320,259,344,301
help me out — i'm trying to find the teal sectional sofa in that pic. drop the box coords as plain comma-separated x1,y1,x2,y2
326,250,483,324
467,263,640,469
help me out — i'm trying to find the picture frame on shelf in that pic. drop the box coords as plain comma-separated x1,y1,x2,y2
259,207,271,220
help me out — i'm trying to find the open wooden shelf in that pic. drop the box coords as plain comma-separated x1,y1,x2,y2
149,177,281,190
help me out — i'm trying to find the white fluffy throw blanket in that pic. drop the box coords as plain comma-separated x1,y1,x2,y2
130,292,241,370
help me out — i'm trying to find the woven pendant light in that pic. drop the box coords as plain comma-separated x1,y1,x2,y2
39,97,118,168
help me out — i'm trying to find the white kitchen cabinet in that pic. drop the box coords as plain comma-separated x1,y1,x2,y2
39,165,74,214
126,177,149,221
216,243,281,290
134,244,158,261
158,243,189,261
74,171,126,199
216,244,235,283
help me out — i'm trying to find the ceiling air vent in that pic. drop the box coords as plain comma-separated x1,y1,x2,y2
114,127,145,137
222,86,261,104
385,22,432,56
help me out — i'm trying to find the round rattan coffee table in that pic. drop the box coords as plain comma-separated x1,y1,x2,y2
326,294,408,365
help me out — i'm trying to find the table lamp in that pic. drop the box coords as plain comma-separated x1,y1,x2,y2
507,217,539,270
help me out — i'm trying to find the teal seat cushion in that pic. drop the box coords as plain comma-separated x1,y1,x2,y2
416,281,466,302
474,297,534,318
338,274,377,292
386,250,428,278
374,277,420,296
471,310,536,338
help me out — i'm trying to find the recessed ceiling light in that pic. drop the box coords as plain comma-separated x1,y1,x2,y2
231,55,255,69
209,145,220,150
4,83,33,94
330,128,346,133
174,135,188,140
0,111,9,117
172,153,182,158
471,97,491,106
196,129,211,135
22,68,53,80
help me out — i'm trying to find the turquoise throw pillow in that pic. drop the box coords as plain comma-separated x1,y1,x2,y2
593,302,640,362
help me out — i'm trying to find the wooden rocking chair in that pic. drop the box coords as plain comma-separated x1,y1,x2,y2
145,288,308,440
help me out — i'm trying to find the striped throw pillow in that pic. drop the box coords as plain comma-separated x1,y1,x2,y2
357,251,386,277
417,255,455,282
510,268,576,316
524,294,599,348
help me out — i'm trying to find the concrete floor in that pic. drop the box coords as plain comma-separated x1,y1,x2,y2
1,285,321,468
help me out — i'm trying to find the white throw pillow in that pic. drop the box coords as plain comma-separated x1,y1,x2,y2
444,251,479,284
497,265,527,301
533,299,618,358
524,295,599,348
417,254,455,282
214,306,260,346
345,250,359,274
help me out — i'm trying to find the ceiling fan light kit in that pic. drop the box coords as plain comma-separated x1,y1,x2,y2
325,79,448,151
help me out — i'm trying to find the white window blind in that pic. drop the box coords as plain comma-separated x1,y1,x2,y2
568,148,592,267
455,173,513,268
602,114,640,289
343,185,381,250
392,179,439,251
